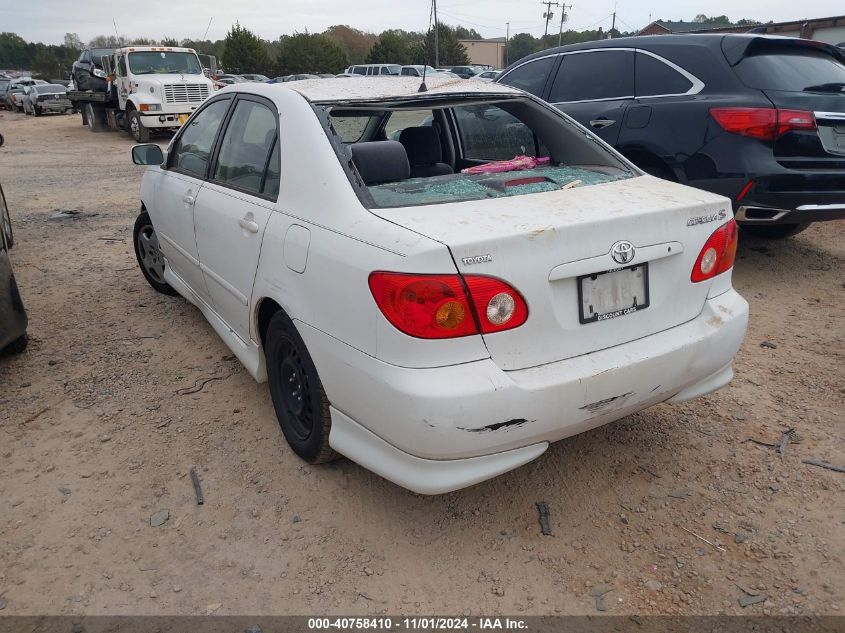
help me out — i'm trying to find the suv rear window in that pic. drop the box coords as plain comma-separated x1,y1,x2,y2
734,47,845,92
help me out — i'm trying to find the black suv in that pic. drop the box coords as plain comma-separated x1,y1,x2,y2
498,34,845,239
72,47,114,92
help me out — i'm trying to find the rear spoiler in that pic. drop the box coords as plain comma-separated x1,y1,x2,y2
722,35,845,66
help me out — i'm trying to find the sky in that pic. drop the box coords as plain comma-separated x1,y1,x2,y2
1,0,842,44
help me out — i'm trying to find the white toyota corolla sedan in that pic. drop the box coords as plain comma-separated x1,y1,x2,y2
131,77,749,494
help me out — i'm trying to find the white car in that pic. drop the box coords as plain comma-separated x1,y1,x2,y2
130,77,748,494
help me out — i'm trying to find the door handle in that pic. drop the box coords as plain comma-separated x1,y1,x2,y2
590,118,616,129
182,194,195,205
238,217,260,234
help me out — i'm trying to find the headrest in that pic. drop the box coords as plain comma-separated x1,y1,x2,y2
350,141,410,185
399,126,443,166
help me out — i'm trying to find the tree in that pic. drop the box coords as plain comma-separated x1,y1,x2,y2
89,35,127,48
222,22,270,74
422,23,469,67
454,26,483,40
366,31,410,64
32,47,61,79
63,33,83,53
0,32,29,68
323,25,376,65
506,33,538,64
276,33,348,75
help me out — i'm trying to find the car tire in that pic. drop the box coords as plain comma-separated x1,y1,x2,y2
128,110,150,143
740,223,810,240
133,211,177,295
85,103,105,132
1,183,13,248
2,333,28,355
33,106,41,117
265,311,338,464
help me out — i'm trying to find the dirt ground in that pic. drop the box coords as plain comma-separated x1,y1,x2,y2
0,110,843,618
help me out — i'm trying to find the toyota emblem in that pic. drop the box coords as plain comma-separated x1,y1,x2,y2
610,240,635,265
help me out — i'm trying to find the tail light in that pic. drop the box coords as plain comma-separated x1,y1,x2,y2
368,272,528,339
710,107,816,140
691,219,739,283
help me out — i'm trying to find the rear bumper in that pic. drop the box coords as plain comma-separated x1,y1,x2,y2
300,289,749,494
735,201,845,225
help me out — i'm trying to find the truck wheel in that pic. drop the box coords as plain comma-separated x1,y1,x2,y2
128,110,150,143
33,106,41,117
85,103,105,132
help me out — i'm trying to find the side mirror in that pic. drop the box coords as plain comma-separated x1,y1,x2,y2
132,144,164,166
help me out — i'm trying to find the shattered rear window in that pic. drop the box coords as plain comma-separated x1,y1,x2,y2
368,166,623,207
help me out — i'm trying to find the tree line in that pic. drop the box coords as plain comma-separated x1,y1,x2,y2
0,13,763,79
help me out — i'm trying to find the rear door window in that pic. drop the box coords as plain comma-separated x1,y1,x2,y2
549,50,635,102
734,47,845,92
635,52,693,96
498,56,556,97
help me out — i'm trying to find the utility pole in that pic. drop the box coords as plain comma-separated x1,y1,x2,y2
506,22,510,66
558,4,572,46
433,0,440,68
542,1,559,40
610,10,616,38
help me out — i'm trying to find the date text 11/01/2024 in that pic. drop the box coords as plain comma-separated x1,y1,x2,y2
307,617,529,630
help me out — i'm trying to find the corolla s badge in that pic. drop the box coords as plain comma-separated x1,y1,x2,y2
610,240,635,265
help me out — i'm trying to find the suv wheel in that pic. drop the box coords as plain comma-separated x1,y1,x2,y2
1,183,13,247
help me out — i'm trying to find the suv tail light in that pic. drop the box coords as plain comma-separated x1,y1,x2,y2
691,220,739,283
368,272,528,339
710,107,816,140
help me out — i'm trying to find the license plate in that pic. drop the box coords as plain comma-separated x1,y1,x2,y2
177,114,190,125
578,264,649,324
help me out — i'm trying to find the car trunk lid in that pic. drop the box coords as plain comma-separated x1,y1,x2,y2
370,176,732,371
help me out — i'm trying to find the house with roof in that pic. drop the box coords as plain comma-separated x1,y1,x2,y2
638,15,845,45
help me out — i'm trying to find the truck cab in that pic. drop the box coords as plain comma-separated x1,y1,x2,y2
76,46,213,142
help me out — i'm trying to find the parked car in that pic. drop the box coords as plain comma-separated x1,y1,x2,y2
450,66,482,79
498,34,845,239
0,180,27,355
346,64,401,76
476,70,502,81
0,77,10,110
8,85,29,112
241,74,270,82
130,77,747,494
72,47,114,92
22,84,73,116
400,65,439,77
217,74,247,84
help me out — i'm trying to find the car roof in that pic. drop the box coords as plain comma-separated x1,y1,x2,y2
261,75,522,103
507,33,844,67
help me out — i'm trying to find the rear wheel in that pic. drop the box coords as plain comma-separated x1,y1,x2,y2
2,333,28,355
133,211,177,295
128,110,150,143
85,103,105,132
740,223,810,240
265,312,337,464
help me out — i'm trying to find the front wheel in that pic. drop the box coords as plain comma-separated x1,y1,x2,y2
133,211,177,295
265,312,337,464
128,110,150,143
740,223,809,240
